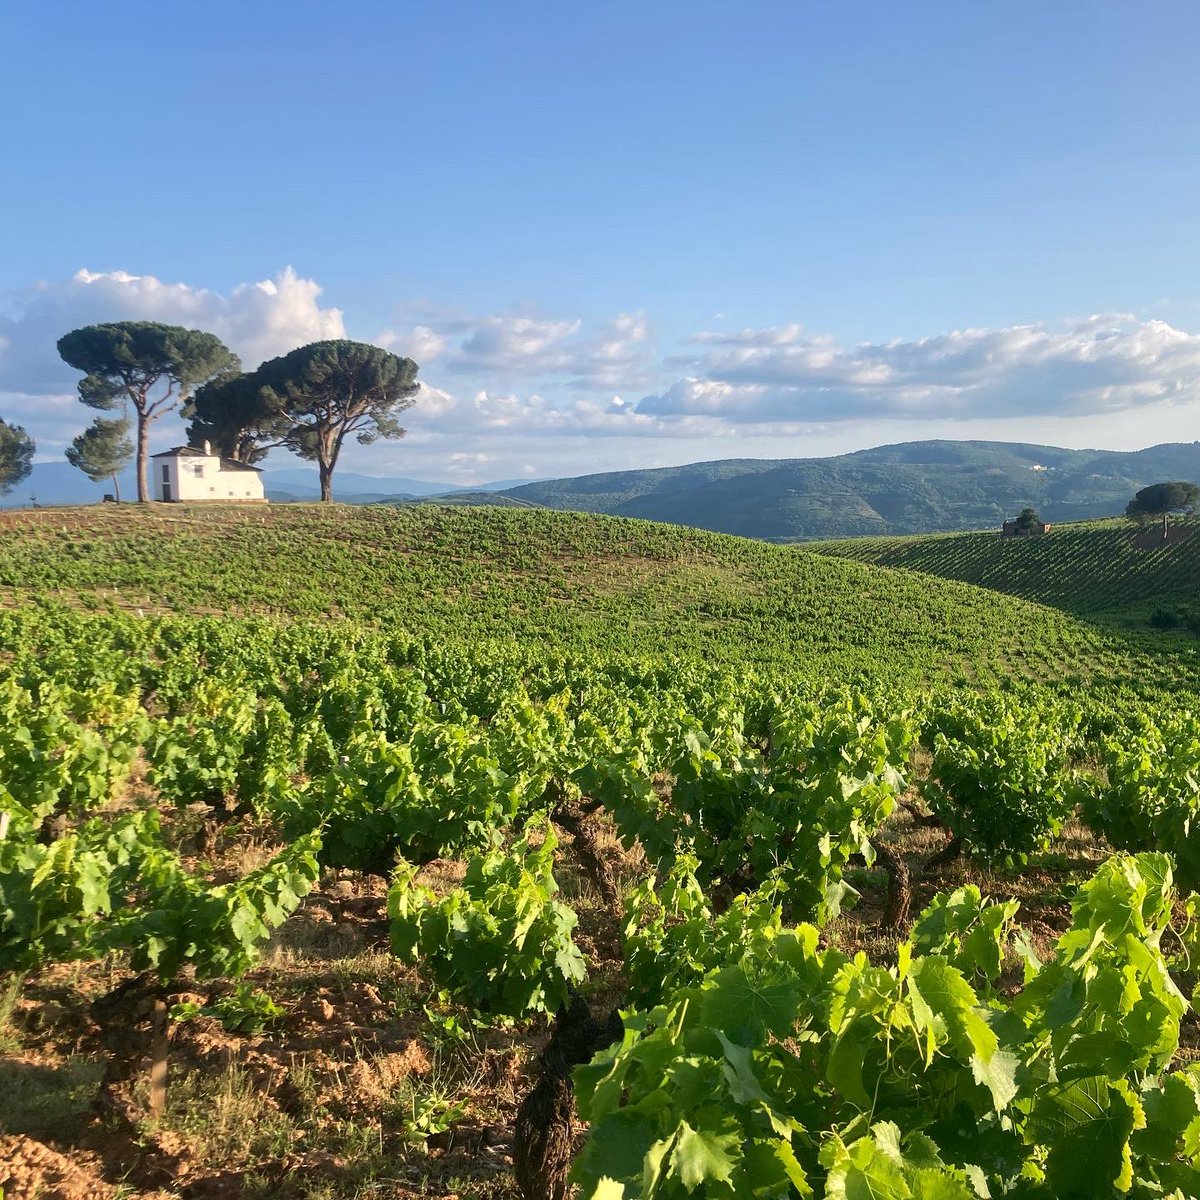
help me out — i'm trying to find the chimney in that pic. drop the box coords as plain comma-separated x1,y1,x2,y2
203,440,211,456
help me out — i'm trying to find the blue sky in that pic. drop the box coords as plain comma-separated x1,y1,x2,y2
3,1,1200,484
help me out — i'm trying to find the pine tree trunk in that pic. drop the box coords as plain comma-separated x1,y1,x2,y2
111,472,121,503
319,459,333,502
136,414,150,503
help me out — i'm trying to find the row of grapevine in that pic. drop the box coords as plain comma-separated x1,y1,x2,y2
2,610,1197,931
816,518,1200,617
2,502,1195,691
2,606,1200,1196
574,854,1198,1198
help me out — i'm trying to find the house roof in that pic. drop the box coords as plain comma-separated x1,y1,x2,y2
150,446,263,473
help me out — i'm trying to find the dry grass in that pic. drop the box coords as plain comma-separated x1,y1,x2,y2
0,973,26,1054
151,1062,298,1167
828,807,1116,969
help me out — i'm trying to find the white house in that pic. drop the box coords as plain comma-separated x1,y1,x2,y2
151,444,266,503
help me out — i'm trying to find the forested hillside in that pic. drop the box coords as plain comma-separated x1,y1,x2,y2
499,439,1200,540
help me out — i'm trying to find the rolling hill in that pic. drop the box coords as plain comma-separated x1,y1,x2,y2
810,517,1200,624
0,503,1191,691
499,439,1200,541
19,440,1200,542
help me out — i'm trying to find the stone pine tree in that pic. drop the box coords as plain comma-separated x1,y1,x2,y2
0,417,35,496
1014,506,1042,534
56,322,239,502
187,372,290,465
250,340,419,500
65,416,135,501
1125,481,1200,540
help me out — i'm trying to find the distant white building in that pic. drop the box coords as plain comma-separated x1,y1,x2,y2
151,444,266,503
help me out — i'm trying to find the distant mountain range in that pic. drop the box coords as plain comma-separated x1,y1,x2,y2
9,440,1200,542
259,468,542,501
0,463,536,508
494,440,1200,540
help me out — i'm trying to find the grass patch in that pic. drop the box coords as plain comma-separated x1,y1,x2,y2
148,1063,297,1167
0,1055,104,1139
0,974,25,1054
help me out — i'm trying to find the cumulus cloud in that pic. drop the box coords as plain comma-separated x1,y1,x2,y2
405,382,672,440
639,315,1200,422
7,264,1200,482
0,392,95,456
376,324,446,363
377,309,654,388
0,266,344,395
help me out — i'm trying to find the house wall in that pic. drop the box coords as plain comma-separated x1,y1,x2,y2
155,457,181,501
154,455,265,502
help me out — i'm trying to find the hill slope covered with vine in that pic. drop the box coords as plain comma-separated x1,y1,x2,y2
811,517,1200,628
0,503,1191,689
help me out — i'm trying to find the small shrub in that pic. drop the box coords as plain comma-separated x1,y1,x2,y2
1150,607,1181,630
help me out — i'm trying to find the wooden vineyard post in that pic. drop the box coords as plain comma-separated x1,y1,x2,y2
148,997,169,1117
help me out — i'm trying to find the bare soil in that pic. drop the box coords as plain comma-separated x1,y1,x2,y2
1,806,1182,1200
1133,524,1195,549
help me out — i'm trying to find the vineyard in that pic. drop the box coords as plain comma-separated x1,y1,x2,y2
0,504,1195,691
811,517,1200,625
2,505,1200,1199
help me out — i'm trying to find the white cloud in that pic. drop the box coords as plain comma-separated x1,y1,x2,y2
0,391,90,455
6,265,1200,485
456,315,582,373
376,324,446,363
378,309,654,387
344,395,1200,487
445,451,496,479
214,269,345,367
0,266,344,395
404,383,666,439
640,315,1200,422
